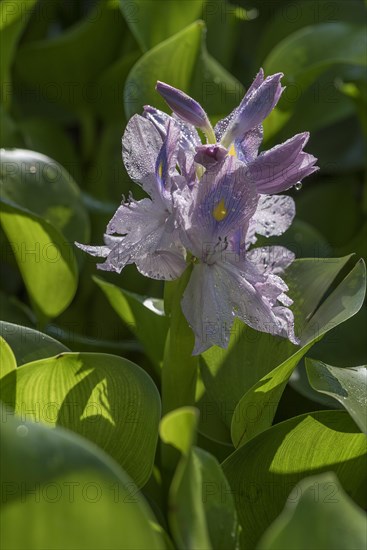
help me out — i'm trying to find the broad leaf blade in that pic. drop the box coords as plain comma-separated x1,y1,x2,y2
0,406,166,549
0,352,161,487
306,359,367,434
0,321,69,366
257,473,367,550
223,411,367,549
94,276,168,371
231,257,366,447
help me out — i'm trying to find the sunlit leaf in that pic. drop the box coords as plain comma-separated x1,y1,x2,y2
124,21,243,120
120,0,205,51
306,359,367,434
0,406,166,549
0,321,69,366
160,407,239,549
0,352,161,487
94,276,169,371
223,411,367,549
257,473,367,550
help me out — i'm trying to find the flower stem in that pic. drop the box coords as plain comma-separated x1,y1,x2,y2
162,265,198,415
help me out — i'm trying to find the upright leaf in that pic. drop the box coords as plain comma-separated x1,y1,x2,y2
223,411,367,549
257,473,367,550
306,359,367,434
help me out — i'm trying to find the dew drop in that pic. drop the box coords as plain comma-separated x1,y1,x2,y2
294,181,302,191
16,424,29,437
29,165,37,174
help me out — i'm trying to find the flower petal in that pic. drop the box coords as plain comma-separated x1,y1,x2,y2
122,114,163,199
179,156,258,257
156,81,212,131
246,194,295,245
247,132,318,194
221,73,284,147
247,245,295,275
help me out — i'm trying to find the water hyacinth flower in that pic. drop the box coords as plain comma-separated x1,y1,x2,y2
76,69,319,354
156,69,318,192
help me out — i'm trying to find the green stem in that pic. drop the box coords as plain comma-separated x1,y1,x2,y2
161,265,198,415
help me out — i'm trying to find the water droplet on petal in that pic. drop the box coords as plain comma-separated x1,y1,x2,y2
29,165,37,174
294,181,302,191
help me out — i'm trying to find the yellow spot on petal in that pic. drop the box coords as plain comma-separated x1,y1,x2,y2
213,199,227,222
158,162,163,178
228,143,237,157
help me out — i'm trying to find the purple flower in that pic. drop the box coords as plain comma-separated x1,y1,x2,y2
173,156,298,354
77,69,318,354
76,115,187,279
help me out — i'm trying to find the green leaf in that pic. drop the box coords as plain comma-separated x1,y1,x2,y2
120,0,205,51
19,117,82,184
124,21,243,120
0,202,78,319
0,321,70,366
0,337,17,378
257,473,367,550
0,149,90,319
0,0,38,109
264,23,366,89
263,22,367,140
0,292,35,327
222,411,367,549
13,0,125,116
198,256,365,446
93,51,140,122
231,257,366,447
257,1,367,64
306,359,367,434
0,321,69,366
0,352,161,487
0,149,89,245
93,276,169,372
0,406,166,549
160,407,239,549
290,307,367,407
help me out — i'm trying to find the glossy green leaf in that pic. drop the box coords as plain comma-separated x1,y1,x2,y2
257,1,367,64
0,321,69,366
223,411,367,549
124,21,243,120
0,352,161,487
306,359,367,434
120,0,205,51
0,149,90,318
94,276,169,371
0,337,17,378
160,407,239,549
93,51,140,121
257,473,367,550
19,118,82,184
0,202,78,319
0,0,38,108
198,256,365,446
0,149,89,245
290,307,367,407
264,23,366,89
13,0,125,116
0,406,166,549
231,257,366,447
0,292,35,327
